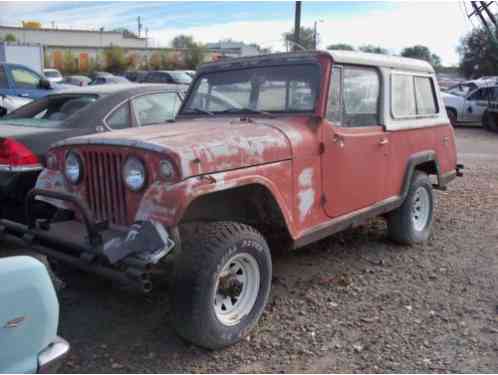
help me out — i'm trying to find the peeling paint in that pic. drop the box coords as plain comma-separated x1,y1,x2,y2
297,168,315,223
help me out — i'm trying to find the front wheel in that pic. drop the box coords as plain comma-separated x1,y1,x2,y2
387,172,434,245
170,221,272,349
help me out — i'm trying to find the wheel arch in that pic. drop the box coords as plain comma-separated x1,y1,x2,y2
179,180,294,245
401,151,441,201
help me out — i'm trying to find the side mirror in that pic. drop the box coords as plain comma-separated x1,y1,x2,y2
39,78,52,90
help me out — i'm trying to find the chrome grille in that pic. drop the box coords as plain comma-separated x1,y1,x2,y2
82,150,128,226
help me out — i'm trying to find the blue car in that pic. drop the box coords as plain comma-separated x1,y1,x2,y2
0,63,61,100
0,256,69,373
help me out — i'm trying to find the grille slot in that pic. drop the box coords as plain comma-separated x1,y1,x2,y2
83,150,128,226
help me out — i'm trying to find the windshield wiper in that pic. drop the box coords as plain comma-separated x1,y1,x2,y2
220,107,276,119
187,107,214,116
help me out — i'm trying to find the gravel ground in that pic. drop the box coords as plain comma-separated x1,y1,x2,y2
2,127,497,373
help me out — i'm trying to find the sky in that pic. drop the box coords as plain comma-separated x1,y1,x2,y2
0,1,485,66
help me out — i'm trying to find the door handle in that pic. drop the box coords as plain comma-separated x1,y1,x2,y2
379,138,389,145
19,93,30,98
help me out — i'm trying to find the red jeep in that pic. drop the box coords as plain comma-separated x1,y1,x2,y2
0,51,462,349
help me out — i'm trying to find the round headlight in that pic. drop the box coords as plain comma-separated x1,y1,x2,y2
65,151,82,184
123,157,146,191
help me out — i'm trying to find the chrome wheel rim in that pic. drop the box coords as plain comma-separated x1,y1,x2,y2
412,186,430,231
214,253,260,326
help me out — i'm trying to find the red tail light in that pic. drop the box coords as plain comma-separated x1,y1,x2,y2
0,138,41,171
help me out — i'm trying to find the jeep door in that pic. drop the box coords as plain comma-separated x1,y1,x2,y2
321,65,389,218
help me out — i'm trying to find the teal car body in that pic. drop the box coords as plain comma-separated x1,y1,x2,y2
0,256,69,373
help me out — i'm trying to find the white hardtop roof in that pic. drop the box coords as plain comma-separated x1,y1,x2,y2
328,50,434,74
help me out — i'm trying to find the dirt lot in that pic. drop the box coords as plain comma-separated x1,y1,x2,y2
2,127,497,373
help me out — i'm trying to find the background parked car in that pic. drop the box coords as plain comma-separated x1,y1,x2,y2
0,255,69,373
0,62,60,99
177,70,196,78
89,75,130,85
63,75,91,87
43,68,64,84
0,83,187,221
142,70,193,85
125,70,148,83
0,94,32,116
442,83,498,126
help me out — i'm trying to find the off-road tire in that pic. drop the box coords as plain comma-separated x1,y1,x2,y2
482,111,491,130
387,171,434,245
486,112,498,132
170,221,272,349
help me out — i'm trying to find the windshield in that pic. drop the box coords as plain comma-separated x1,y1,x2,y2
181,64,320,115
6,94,98,126
447,83,477,97
45,70,62,78
169,72,193,84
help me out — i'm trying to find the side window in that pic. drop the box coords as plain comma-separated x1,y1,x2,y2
0,66,8,89
342,66,380,127
326,65,343,124
132,92,180,126
106,103,130,129
414,76,438,115
468,87,491,101
11,67,40,89
392,74,416,117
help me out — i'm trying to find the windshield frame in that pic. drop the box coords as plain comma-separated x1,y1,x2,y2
178,62,323,118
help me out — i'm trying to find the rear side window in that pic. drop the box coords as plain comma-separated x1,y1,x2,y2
392,74,439,118
106,104,130,129
11,67,40,89
414,77,438,115
392,75,416,117
132,92,180,126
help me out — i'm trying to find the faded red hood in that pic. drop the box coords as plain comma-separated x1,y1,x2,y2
54,117,293,178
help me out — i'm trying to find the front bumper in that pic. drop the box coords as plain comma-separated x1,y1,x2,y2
0,189,175,293
37,336,70,374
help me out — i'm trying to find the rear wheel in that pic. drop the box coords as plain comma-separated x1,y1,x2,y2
170,221,272,349
387,172,434,245
486,111,498,132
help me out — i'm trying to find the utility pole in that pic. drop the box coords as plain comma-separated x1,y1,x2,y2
137,16,142,37
313,19,323,50
293,1,301,51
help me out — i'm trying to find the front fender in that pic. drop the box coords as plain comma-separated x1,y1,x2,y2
135,160,297,237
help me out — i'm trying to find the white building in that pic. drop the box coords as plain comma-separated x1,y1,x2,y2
0,25,147,48
206,41,261,58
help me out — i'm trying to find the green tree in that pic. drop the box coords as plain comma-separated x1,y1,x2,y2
359,44,389,54
104,46,129,74
401,45,442,69
171,35,195,49
4,33,16,42
63,50,78,74
326,43,355,51
283,26,315,50
185,43,207,69
457,27,498,78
